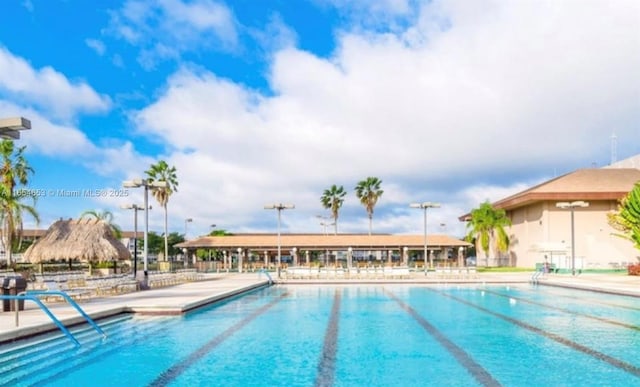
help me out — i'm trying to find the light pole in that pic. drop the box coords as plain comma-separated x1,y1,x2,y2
410,202,441,272
123,178,167,287
208,224,216,262
0,117,31,139
184,218,193,238
556,201,589,276
316,215,334,235
183,218,193,267
264,203,295,276
120,204,149,279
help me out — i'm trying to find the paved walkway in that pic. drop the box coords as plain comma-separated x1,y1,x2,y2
0,271,638,344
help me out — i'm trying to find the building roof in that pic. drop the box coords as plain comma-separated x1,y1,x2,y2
176,233,471,251
459,168,640,220
605,153,640,169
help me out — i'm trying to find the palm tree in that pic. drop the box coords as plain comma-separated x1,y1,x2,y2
465,201,512,266
80,209,122,238
145,160,178,261
320,185,347,235
0,140,38,266
354,177,384,236
0,187,39,265
608,182,640,251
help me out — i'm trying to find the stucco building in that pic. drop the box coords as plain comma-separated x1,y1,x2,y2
464,166,640,270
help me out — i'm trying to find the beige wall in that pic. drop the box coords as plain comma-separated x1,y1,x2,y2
505,200,638,269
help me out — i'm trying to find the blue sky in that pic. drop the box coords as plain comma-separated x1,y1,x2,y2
0,0,638,239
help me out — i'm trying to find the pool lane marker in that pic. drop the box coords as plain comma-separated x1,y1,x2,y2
386,290,502,387
482,288,640,332
433,289,640,378
314,289,341,387
529,286,640,312
149,292,288,387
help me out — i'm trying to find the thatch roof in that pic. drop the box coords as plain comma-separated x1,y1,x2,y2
23,218,131,263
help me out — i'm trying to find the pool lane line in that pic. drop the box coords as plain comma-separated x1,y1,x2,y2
385,290,502,387
149,292,289,387
431,289,640,378
481,288,640,332
527,286,640,312
314,289,341,387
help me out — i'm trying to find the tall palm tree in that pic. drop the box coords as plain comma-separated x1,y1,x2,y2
145,160,178,261
320,184,346,235
0,140,38,266
80,209,122,238
465,201,511,266
354,177,383,236
0,187,39,265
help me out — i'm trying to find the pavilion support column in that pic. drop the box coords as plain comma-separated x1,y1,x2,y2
264,251,268,268
305,250,310,266
237,248,243,274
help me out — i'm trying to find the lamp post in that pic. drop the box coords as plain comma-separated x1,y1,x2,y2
264,203,295,276
556,201,589,276
410,202,441,272
183,218,193,268
184,218,193,238
120,204,149,279
316,215,334,235
0,117,31,139
123,178,167,287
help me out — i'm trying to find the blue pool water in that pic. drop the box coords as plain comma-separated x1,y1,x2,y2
1,284,640,386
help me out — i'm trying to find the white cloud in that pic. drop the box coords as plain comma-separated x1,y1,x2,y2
0,102,96,156
0,47,111,121
85,38,106,56
108,0,238,68
124,0,639,236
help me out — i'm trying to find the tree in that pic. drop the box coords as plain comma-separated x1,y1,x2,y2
145,160,178,260
0,140,39,266
167,232,185,257
208,229,232,236
465,201,511,266
354,177,383,236
147,231,163,255
320,185,347,235
608,182,640,251
0,188,39,264
80,209,122,238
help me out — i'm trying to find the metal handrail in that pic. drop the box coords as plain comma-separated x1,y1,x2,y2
258,269,273,285
0,294,80,346
530,270,543,284
24,290,106,339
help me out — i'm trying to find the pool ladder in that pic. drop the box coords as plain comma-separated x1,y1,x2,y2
0,290,106,347
530,270,543,284
258,269,274,285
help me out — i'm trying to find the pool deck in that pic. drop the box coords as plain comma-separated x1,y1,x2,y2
0,271,638,344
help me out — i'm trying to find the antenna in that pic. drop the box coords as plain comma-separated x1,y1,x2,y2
611,132,617,165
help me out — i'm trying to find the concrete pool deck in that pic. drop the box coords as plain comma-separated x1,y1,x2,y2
0,271,638,344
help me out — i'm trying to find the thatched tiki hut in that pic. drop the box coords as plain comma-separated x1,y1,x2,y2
23,218,131,266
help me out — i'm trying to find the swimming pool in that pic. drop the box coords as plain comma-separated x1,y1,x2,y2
1,284,639,386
